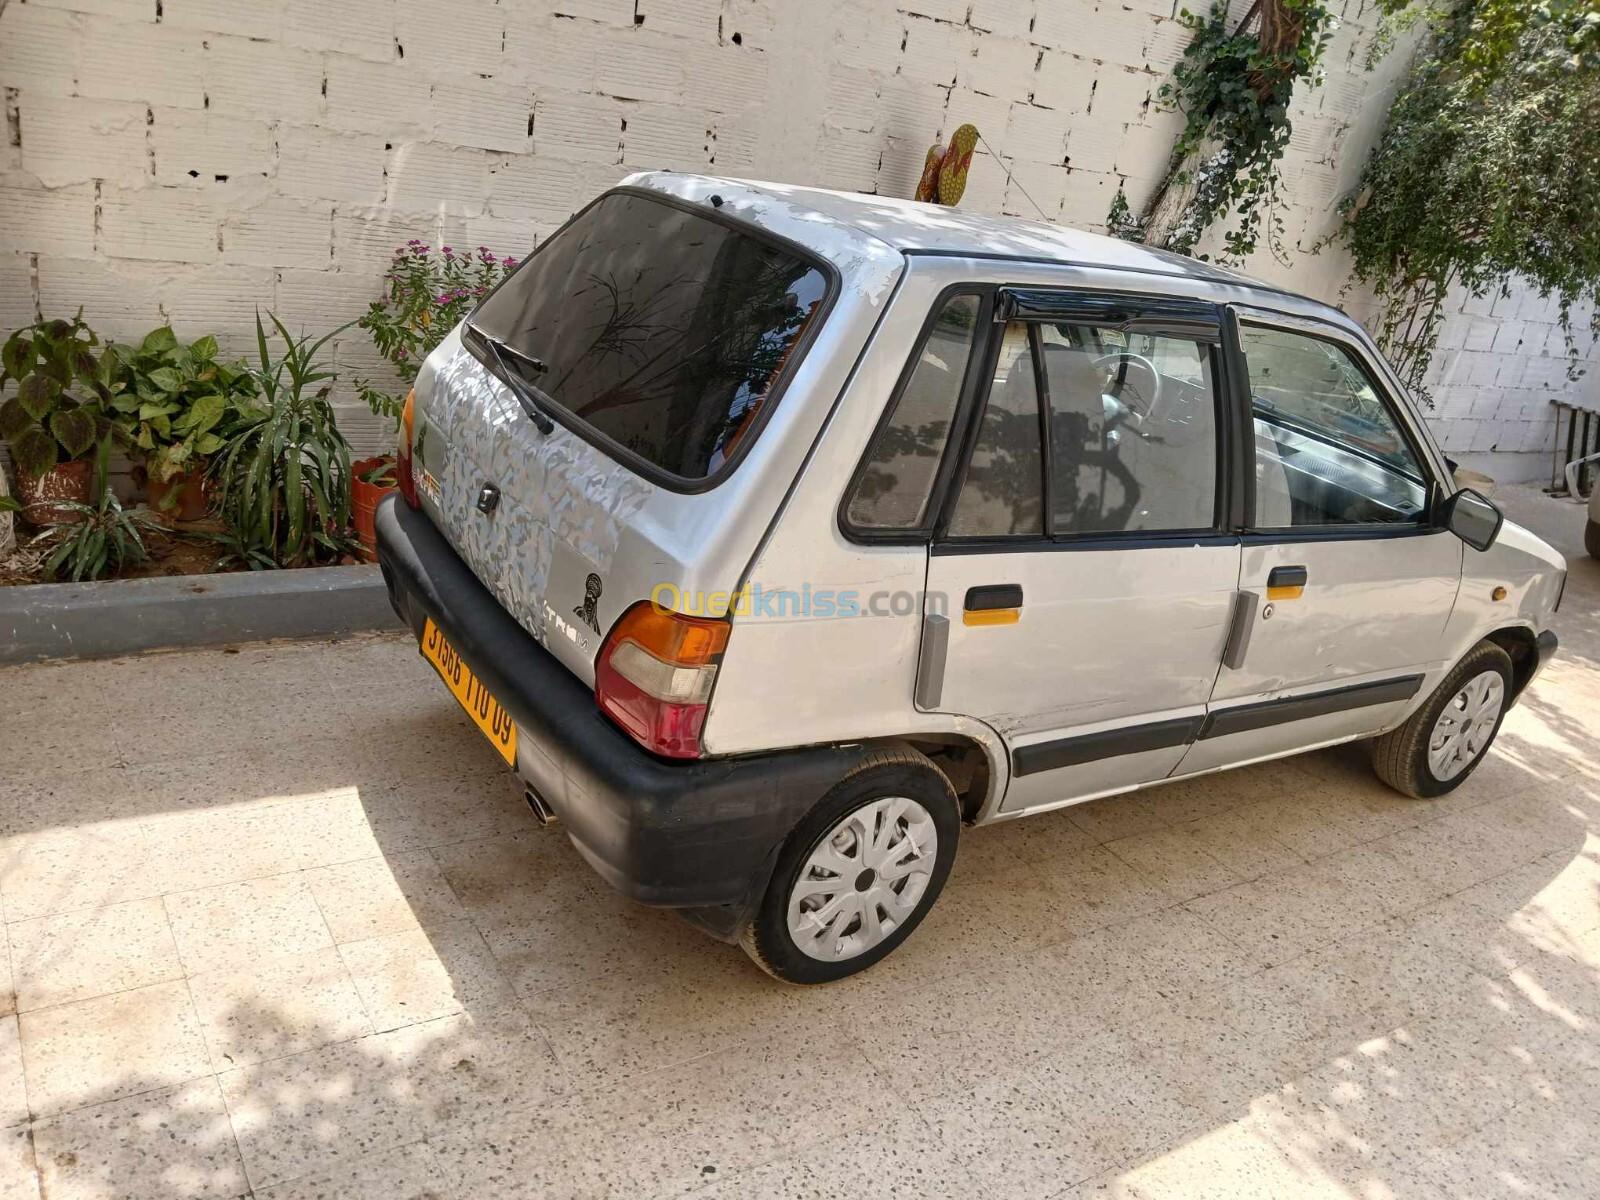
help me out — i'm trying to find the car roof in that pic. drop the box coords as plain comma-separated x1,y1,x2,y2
626,170,1329,315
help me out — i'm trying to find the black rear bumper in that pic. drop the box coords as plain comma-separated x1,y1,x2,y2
374,496,864,939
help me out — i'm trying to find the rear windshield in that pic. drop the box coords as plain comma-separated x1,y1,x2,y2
465,191,831,484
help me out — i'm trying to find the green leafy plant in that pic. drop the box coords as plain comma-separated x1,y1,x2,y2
358,459,396,487
105,326,259,505
212,313,359,569
31,437,161,582
356,242,519,428
1107,0,1334,261
0,313,115,480
1336,0,1600,403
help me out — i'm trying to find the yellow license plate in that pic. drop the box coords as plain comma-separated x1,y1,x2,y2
420,619,517,766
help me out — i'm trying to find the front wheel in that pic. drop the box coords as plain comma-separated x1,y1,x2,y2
1370,640,1513,798
1585,517,1600,560
741,751,959,984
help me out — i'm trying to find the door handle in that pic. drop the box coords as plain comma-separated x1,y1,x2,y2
963,584,1022,626
1266,566,1307,601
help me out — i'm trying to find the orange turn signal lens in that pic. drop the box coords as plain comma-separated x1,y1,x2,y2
396,389,419,508
622,602,731,665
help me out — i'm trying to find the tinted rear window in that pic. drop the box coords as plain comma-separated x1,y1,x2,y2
466,191,830,483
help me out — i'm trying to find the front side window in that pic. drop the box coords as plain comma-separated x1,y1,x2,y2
1241,324,1428,527
1041,325,1218,534
467,191,829,483
845,294,979,531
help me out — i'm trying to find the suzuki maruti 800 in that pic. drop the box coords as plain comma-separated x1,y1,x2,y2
377,174,1565,983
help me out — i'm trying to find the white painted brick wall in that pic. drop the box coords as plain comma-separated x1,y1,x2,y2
1,0,1594,476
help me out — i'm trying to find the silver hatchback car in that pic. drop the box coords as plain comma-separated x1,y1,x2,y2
376,173,1566,983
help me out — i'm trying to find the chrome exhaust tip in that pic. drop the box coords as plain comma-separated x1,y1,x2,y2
523,785,556,826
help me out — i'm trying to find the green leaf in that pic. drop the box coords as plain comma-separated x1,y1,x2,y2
0,397,33,439
17,375,59,420
146,367,185,394
1,333,29,380
192,432,224,455
50,406,98,458
184,392,226,434
141,326,179,356
190,334,219,362
11,426,58,478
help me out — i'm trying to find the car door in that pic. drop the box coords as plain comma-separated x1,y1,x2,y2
917,289,1243,815
1175,309,1462,776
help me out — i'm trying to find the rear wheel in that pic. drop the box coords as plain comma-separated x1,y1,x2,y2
1370,640,1513,798
1585,518,1600,560
741,751,958,984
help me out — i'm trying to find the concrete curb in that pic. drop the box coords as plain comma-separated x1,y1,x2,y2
0,564,397,666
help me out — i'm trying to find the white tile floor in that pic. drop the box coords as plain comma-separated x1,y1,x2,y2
0,485,1597,1198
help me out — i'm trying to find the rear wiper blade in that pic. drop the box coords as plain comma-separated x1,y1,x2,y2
476,330,555,435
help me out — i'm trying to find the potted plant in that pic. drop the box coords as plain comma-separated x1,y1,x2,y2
211,313,360,569
351,242,518,554
26,434,161,582
0,314,115,524
105,326,258,522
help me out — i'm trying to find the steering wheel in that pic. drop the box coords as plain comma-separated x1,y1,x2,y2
1091,351,1162,421
1090,350,1213,448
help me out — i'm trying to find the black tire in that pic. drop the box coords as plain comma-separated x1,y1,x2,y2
740,749,960,985
1585,518,1600,561
1370,640,1514,799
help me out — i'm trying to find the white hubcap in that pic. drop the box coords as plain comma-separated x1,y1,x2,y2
786,796,938,962
1428,670,1505,782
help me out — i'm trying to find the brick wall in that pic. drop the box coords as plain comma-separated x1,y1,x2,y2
1,0,1594,477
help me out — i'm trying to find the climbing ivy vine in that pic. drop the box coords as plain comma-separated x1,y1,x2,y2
1337,0,1600,403
1109,0,1334,262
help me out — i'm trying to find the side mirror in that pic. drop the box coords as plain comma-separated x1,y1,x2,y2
1443,487,1503,551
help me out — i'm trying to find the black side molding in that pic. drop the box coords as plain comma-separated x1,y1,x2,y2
1012,716,1204,777
1010,673,1426,778
1199,674,1424,740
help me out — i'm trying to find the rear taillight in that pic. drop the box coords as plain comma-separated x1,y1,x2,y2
595,601,730,759
396,388,419,508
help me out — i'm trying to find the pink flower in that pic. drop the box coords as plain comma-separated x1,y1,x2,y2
501,256,517,266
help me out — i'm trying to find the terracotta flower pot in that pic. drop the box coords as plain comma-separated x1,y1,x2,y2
146,469,210,523
351,455,398,559
18,459,93,525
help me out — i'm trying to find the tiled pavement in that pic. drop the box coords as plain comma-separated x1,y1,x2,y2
1,484,1597,1199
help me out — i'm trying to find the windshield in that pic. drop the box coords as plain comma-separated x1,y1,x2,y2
466,191,831,483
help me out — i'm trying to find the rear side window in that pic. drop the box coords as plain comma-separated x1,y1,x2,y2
948,322,1044,537
944,314,1222,540
466,191,830,483
1042,327,1218,534
845,294,980,531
